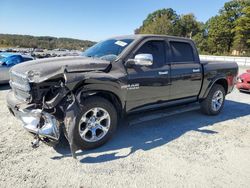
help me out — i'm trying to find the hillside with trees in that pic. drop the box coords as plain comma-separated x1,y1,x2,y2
0,34,95,50
135,0,250,56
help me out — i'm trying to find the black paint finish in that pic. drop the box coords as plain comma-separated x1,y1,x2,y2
7,34,238,116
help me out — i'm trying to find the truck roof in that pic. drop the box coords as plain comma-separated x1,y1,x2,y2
110,34,193,42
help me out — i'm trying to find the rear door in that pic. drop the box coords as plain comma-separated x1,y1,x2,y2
169,40,202,100
125,39,171,112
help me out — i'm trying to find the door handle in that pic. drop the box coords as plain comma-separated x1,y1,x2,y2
158,71,169,75
192,69,200,73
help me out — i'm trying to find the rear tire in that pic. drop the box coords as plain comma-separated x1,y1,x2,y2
201,84,225,115
72,96,117,150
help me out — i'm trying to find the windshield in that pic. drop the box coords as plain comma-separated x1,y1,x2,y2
82,39,134,61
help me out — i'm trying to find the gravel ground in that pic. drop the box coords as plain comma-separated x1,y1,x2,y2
0,67,250,188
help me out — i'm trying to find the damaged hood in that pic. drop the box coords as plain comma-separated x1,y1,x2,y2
11,56,110,82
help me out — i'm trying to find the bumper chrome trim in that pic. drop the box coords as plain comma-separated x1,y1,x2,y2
18,109,60,140
7,91,60,140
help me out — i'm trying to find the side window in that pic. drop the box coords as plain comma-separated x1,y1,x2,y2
170,41,194,62
135,40,165,67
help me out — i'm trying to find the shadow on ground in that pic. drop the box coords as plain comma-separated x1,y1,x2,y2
52,99,250,163
0,84,10,91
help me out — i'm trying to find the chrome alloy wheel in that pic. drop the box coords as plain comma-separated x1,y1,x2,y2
211,90,224,111
79,107,111,142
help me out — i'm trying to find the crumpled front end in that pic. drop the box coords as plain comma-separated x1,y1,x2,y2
6,62,101,157
6,67,83,157
6,69,63,147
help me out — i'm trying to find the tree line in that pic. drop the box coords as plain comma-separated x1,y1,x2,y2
0,34,95,50
135,0,250,56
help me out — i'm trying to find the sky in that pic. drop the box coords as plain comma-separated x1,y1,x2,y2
0,0,229,41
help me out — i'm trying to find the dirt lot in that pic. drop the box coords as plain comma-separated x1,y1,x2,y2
0,67,250,188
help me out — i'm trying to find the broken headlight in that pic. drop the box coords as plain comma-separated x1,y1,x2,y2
27,70,41,82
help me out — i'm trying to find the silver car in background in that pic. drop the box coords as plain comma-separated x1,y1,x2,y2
0,53,34,84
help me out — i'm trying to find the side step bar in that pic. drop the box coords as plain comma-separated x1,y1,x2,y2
128,103,201,126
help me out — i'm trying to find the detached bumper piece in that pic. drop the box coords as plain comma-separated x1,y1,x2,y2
19,109,60,140
7,91,60,147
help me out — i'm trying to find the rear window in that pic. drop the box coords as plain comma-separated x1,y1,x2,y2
170,41,194,62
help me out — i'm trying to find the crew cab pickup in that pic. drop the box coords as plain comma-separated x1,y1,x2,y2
6,35,238,157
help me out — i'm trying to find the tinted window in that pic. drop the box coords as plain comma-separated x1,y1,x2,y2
135,40,165,67
170,42,194,62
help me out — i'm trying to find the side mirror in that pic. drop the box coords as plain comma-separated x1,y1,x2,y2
126,54,153,67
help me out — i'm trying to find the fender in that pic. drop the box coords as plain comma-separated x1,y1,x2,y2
74,83,126,111
62,85,124,158
61,92,81,159
200,76,228,99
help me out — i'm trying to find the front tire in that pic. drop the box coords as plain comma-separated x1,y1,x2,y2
72,96,117,150
201,84,225,115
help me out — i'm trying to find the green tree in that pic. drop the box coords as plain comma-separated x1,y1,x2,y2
233,6,250,54
206,0,249,54
206,15,233,54
135,0,250,56
192,23,209,54
136,9,202,38
177,14,201,38
136,8,180,35
0,34,95,50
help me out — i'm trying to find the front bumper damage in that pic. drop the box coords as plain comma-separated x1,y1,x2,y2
16,109,60,140
7,91,60,146
7,90,81,158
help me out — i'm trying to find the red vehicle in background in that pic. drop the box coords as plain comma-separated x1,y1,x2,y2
237,70,250,92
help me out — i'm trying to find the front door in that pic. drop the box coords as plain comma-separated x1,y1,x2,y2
125,39,171,112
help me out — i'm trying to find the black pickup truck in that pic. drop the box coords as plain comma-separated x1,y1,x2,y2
7,35,238,157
